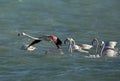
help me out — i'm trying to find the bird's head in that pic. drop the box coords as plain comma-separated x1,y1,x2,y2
64,37,75,45
18,32,26,36
92,38,99,45
64,38,71,44
100,41,105,48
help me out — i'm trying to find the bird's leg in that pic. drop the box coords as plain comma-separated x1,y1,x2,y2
44,39,63,54
45,47,64,54
45,48,58,54
69,45,73,53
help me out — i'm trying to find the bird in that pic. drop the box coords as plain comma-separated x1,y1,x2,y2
91,38,100,54
18,32,63,54
100,41,118,57
64,38,98,53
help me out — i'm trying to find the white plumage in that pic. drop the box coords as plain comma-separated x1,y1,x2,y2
100,41,118,57
64,38,94,53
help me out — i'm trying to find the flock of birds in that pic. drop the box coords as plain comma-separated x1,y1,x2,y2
64,37,118,58
18,32,119,58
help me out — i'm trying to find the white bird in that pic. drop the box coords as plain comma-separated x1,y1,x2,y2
100,41,118,57
64,38,98,53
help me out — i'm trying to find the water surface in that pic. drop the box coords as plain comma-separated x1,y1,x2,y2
0,0,120,81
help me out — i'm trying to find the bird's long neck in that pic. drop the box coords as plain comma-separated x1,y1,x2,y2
70,40,76,46
100,43,105,56
95,40,99,54
24,33,39,40
69,44,73,53
68,40,76,53
92,38,99,54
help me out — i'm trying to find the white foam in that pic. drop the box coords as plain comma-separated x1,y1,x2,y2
84,54,100,58
21,45,36,51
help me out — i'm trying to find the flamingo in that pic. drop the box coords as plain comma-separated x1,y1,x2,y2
85,39,118,58
84,38,101,58
92,38,99,54
64,38,98,53
100,41,118,57
18,32,63,54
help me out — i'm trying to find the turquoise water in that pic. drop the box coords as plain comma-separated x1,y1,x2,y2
0,0,120,81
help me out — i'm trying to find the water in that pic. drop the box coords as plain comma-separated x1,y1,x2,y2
0,0,120,81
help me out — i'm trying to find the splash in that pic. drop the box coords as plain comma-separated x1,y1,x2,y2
84,54,100,58
21,44,36,51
